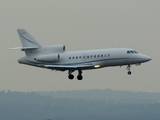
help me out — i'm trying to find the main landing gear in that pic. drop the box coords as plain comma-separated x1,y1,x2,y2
126,64,131,75
68,70,83,80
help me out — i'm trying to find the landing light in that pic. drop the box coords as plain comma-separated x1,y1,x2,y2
95,65,100,68
135,63,141,66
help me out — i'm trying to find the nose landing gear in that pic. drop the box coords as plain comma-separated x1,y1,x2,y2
126,65,132,75
128,71,131,75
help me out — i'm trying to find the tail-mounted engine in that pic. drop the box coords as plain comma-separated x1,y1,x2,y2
43,45,65,53
35,54,60,62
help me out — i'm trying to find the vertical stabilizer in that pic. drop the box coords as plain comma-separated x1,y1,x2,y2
17,29,41,47
17,29,42,56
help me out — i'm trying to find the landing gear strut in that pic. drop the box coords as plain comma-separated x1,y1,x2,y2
126,65,132,75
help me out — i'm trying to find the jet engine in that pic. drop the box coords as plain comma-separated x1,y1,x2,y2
35,54,60,62
43,45,65,53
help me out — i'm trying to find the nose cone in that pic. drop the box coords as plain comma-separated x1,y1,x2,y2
139,54,152,63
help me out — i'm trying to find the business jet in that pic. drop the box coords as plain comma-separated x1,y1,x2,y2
10,29,151,80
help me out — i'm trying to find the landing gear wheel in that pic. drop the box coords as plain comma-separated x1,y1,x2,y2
77,75,83,80
68,74,74,80
128,71,131,75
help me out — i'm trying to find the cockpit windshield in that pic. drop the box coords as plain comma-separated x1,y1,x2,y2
127,50,138,54
133,50,138,53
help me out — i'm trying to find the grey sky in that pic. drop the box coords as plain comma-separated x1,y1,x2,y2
0,0,158,92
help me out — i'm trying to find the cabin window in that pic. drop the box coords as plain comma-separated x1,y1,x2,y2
79,56,81,59
69,57,71,59
72,57,74,59
130,51,134,53
94,55,96,58
87,56,89,58
76,56,78,59
101,55,103,57
97,55,100,58
90,55,92,58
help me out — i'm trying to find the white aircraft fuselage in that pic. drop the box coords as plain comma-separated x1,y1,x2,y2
11,29,151,80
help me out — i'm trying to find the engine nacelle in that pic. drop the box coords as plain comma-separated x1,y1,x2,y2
35,54,60,62
43,45,65,53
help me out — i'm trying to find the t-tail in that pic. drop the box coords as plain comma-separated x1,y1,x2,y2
10,29,42,56
17,29,41,48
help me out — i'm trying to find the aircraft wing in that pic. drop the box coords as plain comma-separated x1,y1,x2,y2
44,63,94,70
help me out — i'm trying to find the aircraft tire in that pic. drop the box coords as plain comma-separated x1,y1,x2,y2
77,75,83,80
128,71,131,75
68,74,74,80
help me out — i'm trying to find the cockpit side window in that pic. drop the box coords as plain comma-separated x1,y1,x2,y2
127,50,138,54
127,51,130,54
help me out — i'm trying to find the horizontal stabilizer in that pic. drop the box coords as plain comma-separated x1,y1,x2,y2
9,46,39,50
